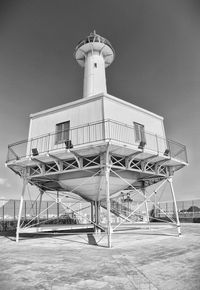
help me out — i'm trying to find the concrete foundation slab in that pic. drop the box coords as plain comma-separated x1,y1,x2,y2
0,223,200,290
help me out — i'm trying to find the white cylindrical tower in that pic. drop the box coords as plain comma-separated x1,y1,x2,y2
75,31,115,98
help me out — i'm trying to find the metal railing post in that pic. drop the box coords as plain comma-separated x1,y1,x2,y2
155,134,159,153
88,124,91,143
108,120,111,140
47,133,50,153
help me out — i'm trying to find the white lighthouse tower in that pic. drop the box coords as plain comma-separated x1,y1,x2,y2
75,31,115,98
6,31,188,247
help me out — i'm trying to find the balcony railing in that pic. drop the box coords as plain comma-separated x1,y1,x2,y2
6,119,188,164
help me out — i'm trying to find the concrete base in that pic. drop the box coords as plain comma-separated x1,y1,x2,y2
0,223,200,290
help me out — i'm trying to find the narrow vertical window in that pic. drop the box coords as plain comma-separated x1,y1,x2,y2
55,121,70,144
94,63,97,68
134,122,146,143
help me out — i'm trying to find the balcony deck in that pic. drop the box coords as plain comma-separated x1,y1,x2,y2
6,119,188,168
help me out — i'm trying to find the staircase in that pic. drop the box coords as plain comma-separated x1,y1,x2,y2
100,200,142,222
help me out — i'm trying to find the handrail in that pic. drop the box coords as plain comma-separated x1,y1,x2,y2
6,119,188,164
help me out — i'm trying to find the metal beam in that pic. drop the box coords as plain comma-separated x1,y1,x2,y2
126,151,143,167
38,190,44,224
168,177,181,236
105,143,112,248
16,178,27,242
113,178,168,231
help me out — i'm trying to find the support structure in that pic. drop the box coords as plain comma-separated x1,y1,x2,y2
38,190,44,224
94,201,100,232
13,146,183,245
16,177,27,243
142,184,150,224
168,177,181,236
56,191,60,220
91,201,94,223
105,144,112,248
6,31,188,247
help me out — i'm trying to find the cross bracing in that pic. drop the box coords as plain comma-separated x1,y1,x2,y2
7,151,182,181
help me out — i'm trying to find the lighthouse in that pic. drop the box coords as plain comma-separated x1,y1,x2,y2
75,31,115,98
6,31,188,246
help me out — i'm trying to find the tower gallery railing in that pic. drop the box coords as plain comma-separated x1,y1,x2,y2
6,119,188,164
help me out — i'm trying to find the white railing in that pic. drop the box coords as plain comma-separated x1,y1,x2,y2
6,119,188,164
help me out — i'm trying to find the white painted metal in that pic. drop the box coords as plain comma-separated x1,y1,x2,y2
75,31,115,98
168,177,181,236
38,190,43,224
16,178,27,242
142,187,150,224
105,144,112,248
113,178,168,231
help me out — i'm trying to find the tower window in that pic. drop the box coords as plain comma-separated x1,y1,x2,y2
55,121,70,144
94,63,97,68
134,122,146,143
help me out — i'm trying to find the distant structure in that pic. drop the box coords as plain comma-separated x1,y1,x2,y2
6,32,188,247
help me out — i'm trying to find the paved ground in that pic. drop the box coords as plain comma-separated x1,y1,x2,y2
0,223,200,290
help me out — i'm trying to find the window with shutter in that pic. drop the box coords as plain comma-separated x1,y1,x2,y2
55,121,70,144
134,122,146,143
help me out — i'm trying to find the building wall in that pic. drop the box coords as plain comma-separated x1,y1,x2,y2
27,97,103,154
103,95,167,153
27,94,167,155
103,95,165,137
29,97,103,139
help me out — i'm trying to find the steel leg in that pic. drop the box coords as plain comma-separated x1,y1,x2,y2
38,190,44,225
16,178,27,242
105,144,112,248
168,177,181,236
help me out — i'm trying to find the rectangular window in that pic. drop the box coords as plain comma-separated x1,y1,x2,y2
55,121,70,144
134,122,146,143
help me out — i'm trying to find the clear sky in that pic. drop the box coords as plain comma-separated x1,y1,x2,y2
0,0,200,200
